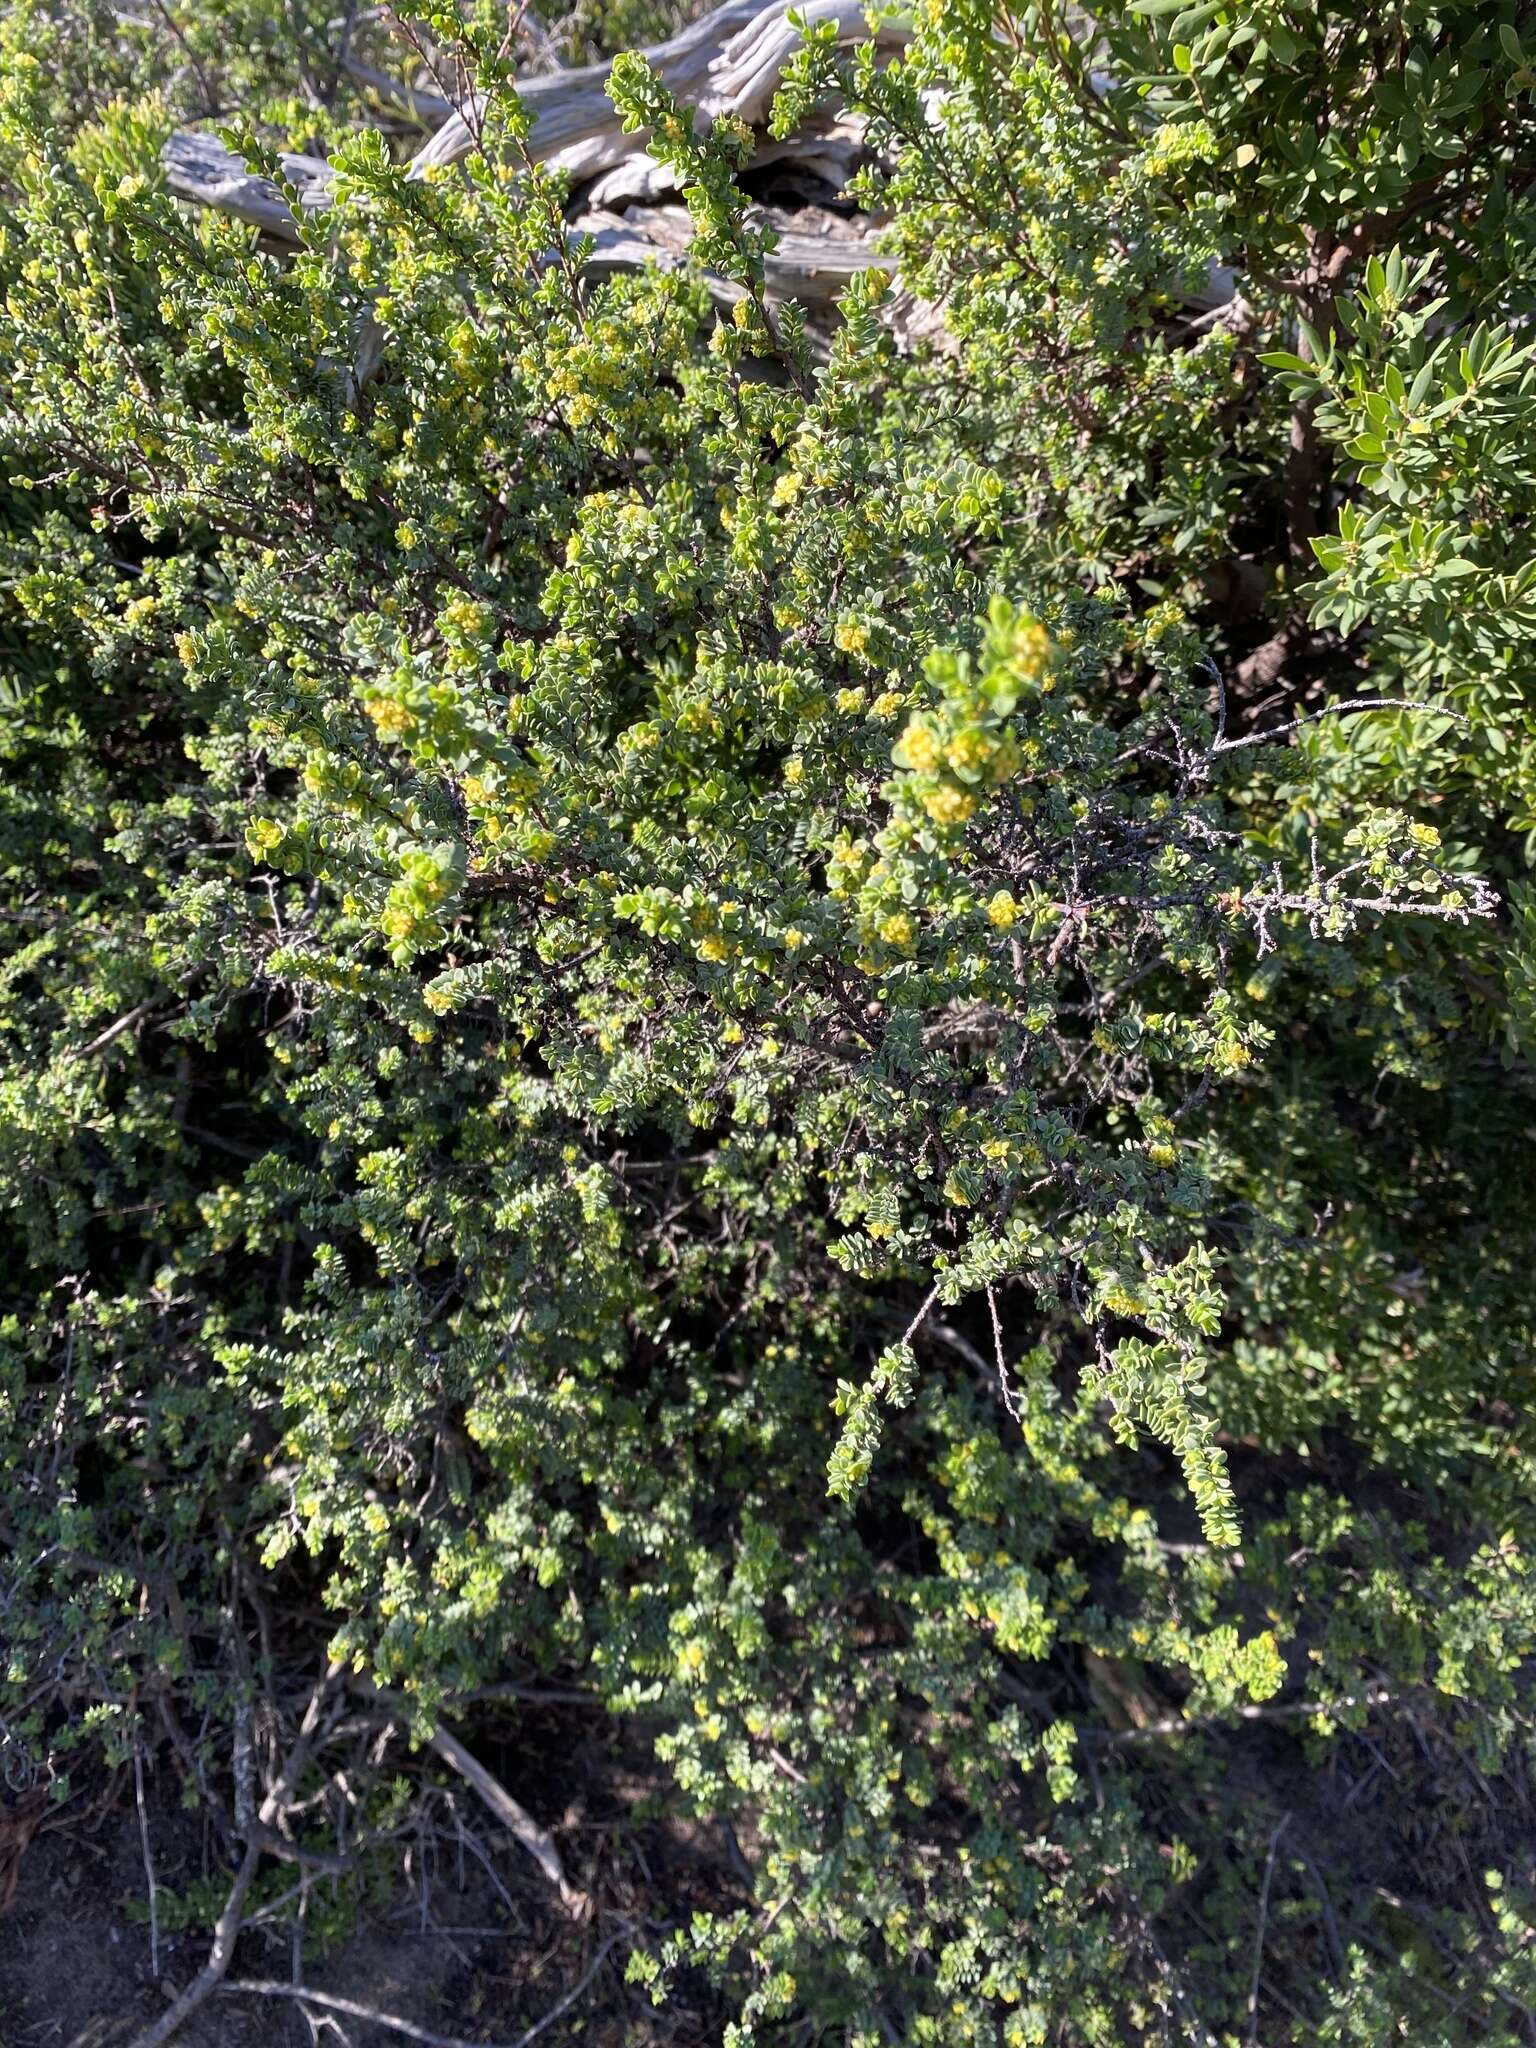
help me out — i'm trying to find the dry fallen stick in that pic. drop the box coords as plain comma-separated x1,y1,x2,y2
125,1660,345,2048
356,1678,588,1916
129,1664,587,2045
134,1745,161,1983
224,1934,625,2048
425,1718,589,1916
1246,1811,1292,2046
127,1841,264,2048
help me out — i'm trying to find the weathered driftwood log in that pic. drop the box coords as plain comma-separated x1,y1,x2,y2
406,0,903,179
582,107,867,209
162,126,892,313
164,133,336,240
161,0,905,344
162,0,897,318
163,0,896,222
159,0,1235,360
580,199,890,305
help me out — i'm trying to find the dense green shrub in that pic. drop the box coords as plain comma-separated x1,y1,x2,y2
2,0,1536,2041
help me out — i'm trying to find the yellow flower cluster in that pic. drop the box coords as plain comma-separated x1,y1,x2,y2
896,721,943,774
1011,619,1054,678
923,784,979,826
366,697,414,740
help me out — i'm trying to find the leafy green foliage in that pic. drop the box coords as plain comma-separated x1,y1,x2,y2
2,1,1536,2043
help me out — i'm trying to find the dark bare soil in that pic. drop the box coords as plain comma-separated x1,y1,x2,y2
0,1733,735,2048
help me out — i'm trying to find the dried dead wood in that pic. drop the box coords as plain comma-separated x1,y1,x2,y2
423,1717,589,1917
164,131,334,240
576,199,888,305
165,0,899,223
117,1651,591,2047
128,1841,264,2048
158,0,1234,365
582,106,865,208
225,1933,625,2046
354,1676,589,1916
337,53,457,129
160,130,891,311
125,1660,345,2048
407,0,903,180
161,0,900,315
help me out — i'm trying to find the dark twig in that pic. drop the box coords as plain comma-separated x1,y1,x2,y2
127,1842,263,2048
1293,1836,1347,1979
356,1680,587,1915
224,1933,625,2046
986,1283,1021,1425
67,998,161,1059
1247,1812,1292,2044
